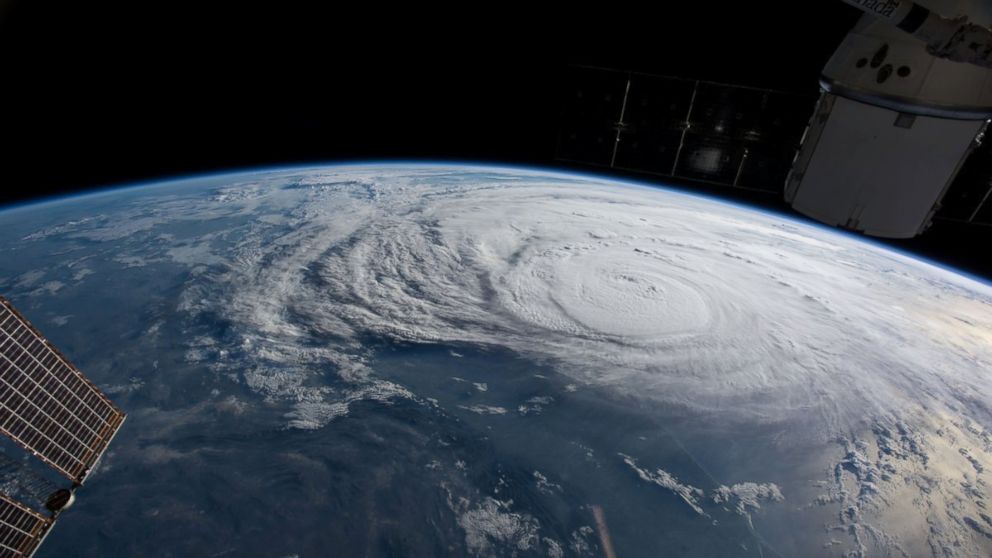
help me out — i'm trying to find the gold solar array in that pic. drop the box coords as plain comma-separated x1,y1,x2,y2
0,296,126,557
0,493,51,557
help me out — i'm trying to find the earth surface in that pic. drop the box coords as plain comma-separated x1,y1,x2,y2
0,164,991,557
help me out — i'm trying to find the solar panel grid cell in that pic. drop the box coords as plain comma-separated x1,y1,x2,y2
0,297,125,485
0,494,50,558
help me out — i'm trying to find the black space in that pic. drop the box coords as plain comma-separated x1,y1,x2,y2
2,2,990,279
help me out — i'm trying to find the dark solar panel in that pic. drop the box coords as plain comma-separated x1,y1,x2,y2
734,146,800,192
935,139,992,225
612,75,694,174
674,133,742,184
0,297,126,485
0,494,51,558
556,66,814,193
555,67,629,166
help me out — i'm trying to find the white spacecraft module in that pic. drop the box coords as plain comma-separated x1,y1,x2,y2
0,296,127,557
785,0,992,237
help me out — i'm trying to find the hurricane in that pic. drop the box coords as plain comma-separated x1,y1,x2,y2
5,164,992,556
208,169,992,430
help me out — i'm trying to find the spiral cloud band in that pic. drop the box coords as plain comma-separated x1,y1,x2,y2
197,166,992,554
204,168,991,436
22,165,989,555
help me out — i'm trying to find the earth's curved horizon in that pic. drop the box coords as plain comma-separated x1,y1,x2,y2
0,164,990,557
6,162,989,288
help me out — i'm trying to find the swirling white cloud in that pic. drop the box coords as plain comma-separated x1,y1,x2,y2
201,167,992,439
